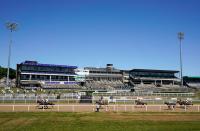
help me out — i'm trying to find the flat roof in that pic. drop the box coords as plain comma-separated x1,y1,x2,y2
130,69,179,73
84,67,121,72
184,76,200,79
20,61,77,69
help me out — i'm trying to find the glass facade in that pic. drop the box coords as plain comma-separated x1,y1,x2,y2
130,71,176,78
17,61,77,84
20,65,75,74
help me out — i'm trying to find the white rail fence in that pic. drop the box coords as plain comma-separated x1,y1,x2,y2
0,104,199,112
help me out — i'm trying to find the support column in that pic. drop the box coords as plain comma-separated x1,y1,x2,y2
29,75,32,80
141,80,143,85
161,80,163,85
50,75,51,82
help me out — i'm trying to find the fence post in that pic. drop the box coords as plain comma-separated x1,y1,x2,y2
132,105,134,112
12,105,15,112
72,105,74,112
145,105,147,112
28,105,30,112
198,105,199,112
57,105,60,112
184,105,186,112
159,105,161,112
124,105,126,112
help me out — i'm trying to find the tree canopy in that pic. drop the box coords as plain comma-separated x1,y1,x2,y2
0,66,16,79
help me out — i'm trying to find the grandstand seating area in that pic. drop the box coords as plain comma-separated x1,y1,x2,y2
0,78,16,88
41,83,82,89
85,80,129,90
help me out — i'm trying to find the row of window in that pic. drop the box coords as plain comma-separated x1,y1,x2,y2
89,71,122,74
131,72,175,78
20,65,75,74
20,74,75,81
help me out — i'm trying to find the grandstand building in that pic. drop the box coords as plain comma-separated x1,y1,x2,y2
85,64,123,81
183,76,200,88
84,64,128,90
16,61,78,89
129,69,180,88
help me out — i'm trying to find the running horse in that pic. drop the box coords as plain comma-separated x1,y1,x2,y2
36,99,55,109
177,99,193,107
135,100,147,108
135,100,147,105
164,101,176,110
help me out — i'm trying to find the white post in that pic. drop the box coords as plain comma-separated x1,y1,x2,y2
57,105,60,112
185,105,186,112
132,105,134,112
72,105,75,112
198,106,200,112
12,105,14,112
28,105,30,112
145,105,147,112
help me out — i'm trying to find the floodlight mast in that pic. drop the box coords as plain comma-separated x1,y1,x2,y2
5,22,18,89
178,32,184,87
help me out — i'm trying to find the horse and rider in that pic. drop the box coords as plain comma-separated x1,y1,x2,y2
176,99,193,107
164,99,193,110
96,96,109,106
135,99,147,105
135,99,147,108
36,98,54,109
164,101,176,110
95,96,109,111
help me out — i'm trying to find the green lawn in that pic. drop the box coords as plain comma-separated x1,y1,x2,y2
0,112,200,131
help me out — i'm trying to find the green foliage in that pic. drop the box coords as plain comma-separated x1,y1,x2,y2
0,66,16,79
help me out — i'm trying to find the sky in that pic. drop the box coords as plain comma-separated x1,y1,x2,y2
0,0,200,76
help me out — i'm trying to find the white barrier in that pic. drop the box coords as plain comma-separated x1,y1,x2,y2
0,104,199,112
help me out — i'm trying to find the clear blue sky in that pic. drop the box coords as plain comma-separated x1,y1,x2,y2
0,0,200,76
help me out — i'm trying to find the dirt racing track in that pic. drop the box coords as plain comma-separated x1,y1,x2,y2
0,104,200,112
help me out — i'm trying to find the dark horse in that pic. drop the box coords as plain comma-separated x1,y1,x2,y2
135,100,147,108
135,100,147,105
164,102,176,109
36,99,55,109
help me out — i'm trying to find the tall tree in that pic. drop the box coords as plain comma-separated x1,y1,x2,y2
0,66,16,79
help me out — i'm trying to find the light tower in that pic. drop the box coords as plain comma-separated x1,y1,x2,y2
5,22,18,89
178,32,184,87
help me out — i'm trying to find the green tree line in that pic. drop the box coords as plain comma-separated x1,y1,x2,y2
0,66,16,79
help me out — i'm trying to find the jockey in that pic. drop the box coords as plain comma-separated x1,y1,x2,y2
45,99,48,103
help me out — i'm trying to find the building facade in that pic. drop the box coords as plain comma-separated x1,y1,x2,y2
16,61,78,88
129,69,180,87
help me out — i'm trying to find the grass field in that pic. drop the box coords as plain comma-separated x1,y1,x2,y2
0,112,200,131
